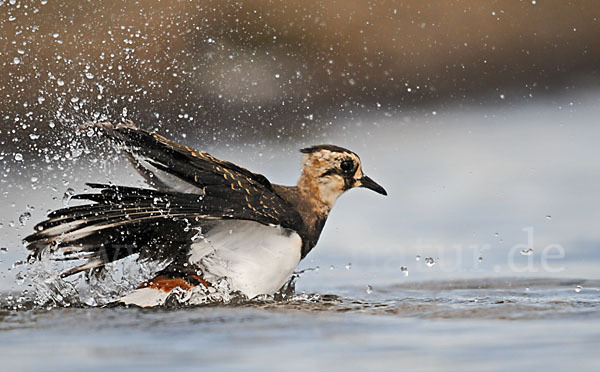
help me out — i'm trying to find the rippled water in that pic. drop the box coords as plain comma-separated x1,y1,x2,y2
2,92,600,369
1,278,599,371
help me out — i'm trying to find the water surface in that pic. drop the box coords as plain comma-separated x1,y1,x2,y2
1,278,598,371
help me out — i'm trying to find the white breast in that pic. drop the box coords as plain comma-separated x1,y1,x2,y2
189,220,302,299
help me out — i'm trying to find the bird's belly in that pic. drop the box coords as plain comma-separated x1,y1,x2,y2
189,220,302,299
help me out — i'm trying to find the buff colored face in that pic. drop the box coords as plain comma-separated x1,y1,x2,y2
302,149,386,208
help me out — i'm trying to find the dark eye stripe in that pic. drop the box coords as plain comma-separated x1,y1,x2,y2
320,168,339,177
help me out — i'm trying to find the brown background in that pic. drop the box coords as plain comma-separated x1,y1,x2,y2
1,0,599,150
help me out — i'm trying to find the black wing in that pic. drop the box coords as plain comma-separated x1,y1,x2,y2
91,122,296,226
24,122,302,277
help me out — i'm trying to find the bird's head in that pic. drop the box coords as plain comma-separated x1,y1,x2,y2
298,144,387,209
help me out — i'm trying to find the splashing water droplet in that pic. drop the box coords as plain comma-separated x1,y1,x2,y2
63,188,75,207
400,266,408,276
366,285,373,294
425,257,435,267
575,285,582,293
19,212,31,226
520,248,533,256
345,263,352,270
15,272,26,285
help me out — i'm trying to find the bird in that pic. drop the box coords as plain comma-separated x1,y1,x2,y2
24,122,387,307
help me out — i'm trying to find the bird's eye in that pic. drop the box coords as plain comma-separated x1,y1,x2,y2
340,159,354,173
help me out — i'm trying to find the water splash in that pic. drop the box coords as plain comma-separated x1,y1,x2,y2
520,248,534,256
400,266,408,276
18,212,31,226
425,257,435,267
26,254,172,308
62,188,75,207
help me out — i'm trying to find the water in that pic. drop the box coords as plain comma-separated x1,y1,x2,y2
1,91,600,369
0,278,599,370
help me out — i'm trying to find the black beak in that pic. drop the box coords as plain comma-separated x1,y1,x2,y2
359,175,387,196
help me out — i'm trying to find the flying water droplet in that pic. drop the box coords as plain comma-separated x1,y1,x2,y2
85,72,94,79
57,79,65,86
0,247,7,253
19,212,31,226
425,257,435,267
345,263,352,270
63,188,75,207
400,266,408,276
545,215,552,220
15,272,26,285
329,265,335,270
415,255,421,261
575,285,582,293
14,153,23,161
478,256,483,263
13,57,21,65
366,285,373,294
520,248,533,256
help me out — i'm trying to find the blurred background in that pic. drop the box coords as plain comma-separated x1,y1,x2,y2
1,0,600,291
